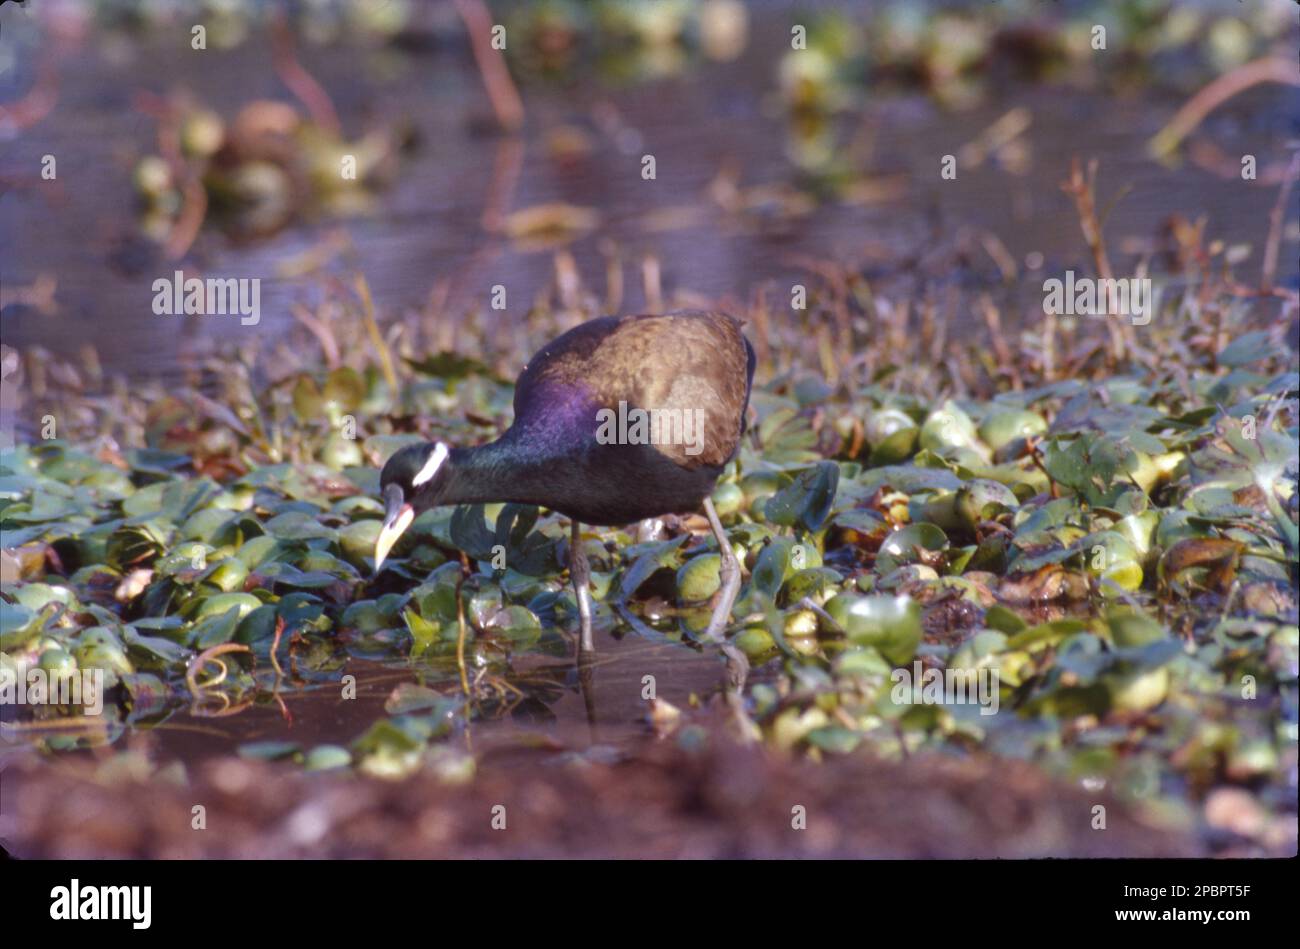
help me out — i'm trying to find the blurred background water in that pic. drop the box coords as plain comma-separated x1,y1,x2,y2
1,0,1296,382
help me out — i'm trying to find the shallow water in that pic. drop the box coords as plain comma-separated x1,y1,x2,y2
2,12,1295,384
0,624,731,768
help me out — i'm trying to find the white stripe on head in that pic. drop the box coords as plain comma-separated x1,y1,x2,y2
412,442,449,486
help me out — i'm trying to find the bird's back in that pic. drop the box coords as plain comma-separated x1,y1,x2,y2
511,310,754,470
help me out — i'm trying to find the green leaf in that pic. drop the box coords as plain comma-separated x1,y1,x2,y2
765,461,840,531
1218,331,1272,368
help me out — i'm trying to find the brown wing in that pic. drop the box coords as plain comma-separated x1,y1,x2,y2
513,310,753,469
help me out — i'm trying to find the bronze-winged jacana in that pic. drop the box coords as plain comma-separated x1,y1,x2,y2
373,309,755,703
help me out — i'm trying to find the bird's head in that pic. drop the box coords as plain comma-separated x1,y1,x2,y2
373,441,450,572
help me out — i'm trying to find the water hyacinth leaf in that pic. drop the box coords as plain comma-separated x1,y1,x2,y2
468,586,504,627
322,367,366,414
292,375,325,418
1218,331,1273,368
677,553,722,603
364,434,426,467
865,408,920,464
946,546,977,575
782,567,842,602
449,504,500,560
806,726,862,754
235,535,285,568
879,522,947,562
338,518,383,566
155,543,212,578
122,479,221,523
193,592,264,620
180,507,244,545
33,447,104,483
1009,541,1079,573
1006,618,1090,651
764,460,839,531
411,564,462,622
1043,433,1138,503
834,644,892,679
124,449,192,477
919,401,978,451
0,524,53,547
734,625,777,661
235,604,279,643
0,471,42,499
955,478,1018,529
617,535,687,601
983,604,1027,634
487,504,556,576
263,511,336,542
832,508,887,534
0,601,38,649
1106,608,1167,648
384,682,445,715
483,605,542,645
189,606,245,649
352,719,428,779
751,537,796,599
404,351,496,381
304,745,353,771
495,503,538,549
131,615,188,646
3,492,81,523
277,592,328,628
825,593,922,665
403,608,440,657
123,626,192,665
10,582,79,613
250,561,341,590
238,741,301,761
754,407,820,464
342,596,407,633
979,408,1047,452
202,556,250,592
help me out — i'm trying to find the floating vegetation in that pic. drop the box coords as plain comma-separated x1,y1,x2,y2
2,0,1296,863
3,236,1296,853
132,92,406,251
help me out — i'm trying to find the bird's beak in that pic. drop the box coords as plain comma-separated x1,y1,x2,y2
374,490,415,574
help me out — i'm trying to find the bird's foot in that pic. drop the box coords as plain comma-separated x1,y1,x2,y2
719,641,760,743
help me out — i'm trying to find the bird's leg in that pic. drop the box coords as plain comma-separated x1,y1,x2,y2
702,497,741,644
570,519,599,739
701,497,754,738
570,519,595,655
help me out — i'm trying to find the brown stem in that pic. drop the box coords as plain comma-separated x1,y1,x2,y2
1150,57,1299,160
1061,157,1128,363
1261,151,1300,293
271,13,341,137
454,0,525,132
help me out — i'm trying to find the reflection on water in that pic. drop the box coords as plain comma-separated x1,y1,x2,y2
0,627,729,768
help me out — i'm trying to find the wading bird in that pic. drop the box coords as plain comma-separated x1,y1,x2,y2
373,309,755,706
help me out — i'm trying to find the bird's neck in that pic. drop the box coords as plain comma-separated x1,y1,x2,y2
431,436,551,508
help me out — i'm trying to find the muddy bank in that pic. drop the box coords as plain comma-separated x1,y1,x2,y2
4,727,1199,859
